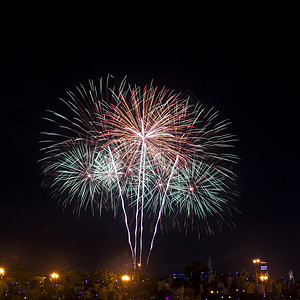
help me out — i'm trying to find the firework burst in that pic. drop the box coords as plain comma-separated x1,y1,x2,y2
40,75,239,268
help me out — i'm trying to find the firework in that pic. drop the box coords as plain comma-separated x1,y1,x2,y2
40,75,238,268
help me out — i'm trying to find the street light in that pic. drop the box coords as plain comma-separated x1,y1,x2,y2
121,274,130,291
252,258,261,277
121,275,130,282
260,275,268,281
51,272,59,280
50,272,60,298
0,268,4,276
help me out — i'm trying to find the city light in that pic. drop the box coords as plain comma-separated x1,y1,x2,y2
121,275,130,281
51,272,59,279
0,268,4,276
260,275,268,281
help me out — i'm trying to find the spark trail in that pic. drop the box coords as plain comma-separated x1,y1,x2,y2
108,146,134,260
147,155,179,265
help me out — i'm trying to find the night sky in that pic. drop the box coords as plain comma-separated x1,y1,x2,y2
0,3,299,278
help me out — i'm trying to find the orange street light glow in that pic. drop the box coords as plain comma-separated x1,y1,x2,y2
51,272,59,279
121,275,130,281
260,275,268,281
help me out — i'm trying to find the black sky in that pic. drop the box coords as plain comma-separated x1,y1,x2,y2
0,3,299,278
